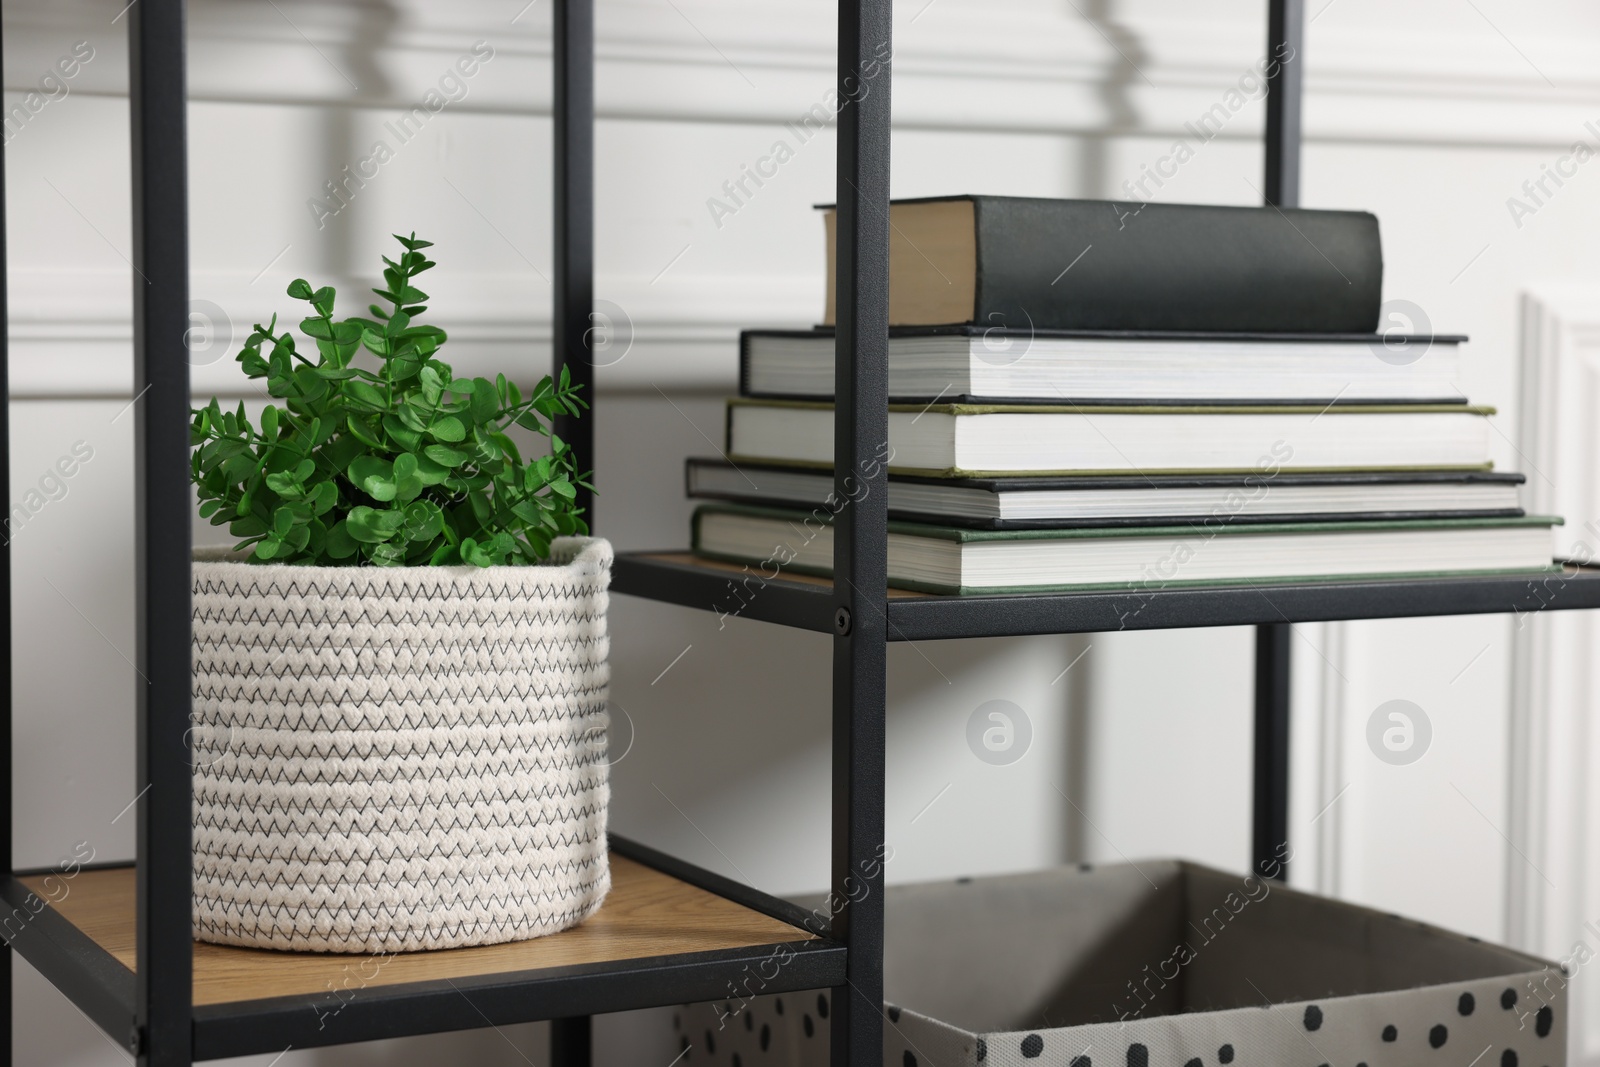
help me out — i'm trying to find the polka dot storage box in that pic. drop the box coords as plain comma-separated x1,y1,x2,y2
673,860,1565,1067
189,538,612,952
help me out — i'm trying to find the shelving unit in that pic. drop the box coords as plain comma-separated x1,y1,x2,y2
4,1,1598,1065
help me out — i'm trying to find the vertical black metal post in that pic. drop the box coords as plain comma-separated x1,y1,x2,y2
831,1,891,1065
552,3,594,1059
1253,0,1303,883
129,1,194,1063
1264,0,1303,210
0,7,12,1057
1252,624,1292,881
551,1015,592,1067
553,0,595,528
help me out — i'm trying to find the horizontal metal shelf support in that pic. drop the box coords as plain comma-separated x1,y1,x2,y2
613,553,1600,640
196,939,844,1060
3,876,136,1048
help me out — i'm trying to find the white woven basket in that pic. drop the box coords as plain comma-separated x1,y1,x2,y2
189,537,612,953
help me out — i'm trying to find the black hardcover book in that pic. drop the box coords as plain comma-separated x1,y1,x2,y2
819,195,1383,334
686,459,1525,530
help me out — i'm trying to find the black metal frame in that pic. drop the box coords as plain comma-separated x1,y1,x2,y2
553,0,595,529
6,0,1594,1065
128,1,195,1062
1252,0,1307,883
0,7,11,1061
2,837,847,1061
829,4,893,1066
613,555,1600,638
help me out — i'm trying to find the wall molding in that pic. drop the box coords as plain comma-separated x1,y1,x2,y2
1510,286,1600,1065
7,268,812,397
7,0,1600,147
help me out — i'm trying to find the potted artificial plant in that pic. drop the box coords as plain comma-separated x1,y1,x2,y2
188,234,610,952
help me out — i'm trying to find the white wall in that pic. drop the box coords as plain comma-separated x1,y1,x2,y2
9,0,1600,1063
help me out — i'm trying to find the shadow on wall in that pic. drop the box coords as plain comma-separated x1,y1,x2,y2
1073,0,1148,198
317,0,400,276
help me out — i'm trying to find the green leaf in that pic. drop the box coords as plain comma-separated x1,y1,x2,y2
428,416,466,443
309,480,338,515
424,444,468,467
347,456,397,502
345,505,401,543
361,329,393,357
347,414,385,449
490,432,522,466
403,500,444,541
325,520,358,558
418,365,444,405
311,286,336,317
346,380,388,410
511,499,545,526
264,470,303,495
469,378,499,424
391,452,423,504
287,278,313,299
382,414,423,452
300,316,334,341
414,453,451,487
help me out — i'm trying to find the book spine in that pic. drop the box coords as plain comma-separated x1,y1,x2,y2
969,197,1383,333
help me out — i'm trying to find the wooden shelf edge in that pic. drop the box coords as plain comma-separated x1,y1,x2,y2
6,846,846,1059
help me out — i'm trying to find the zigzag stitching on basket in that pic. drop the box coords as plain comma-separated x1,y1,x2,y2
194,807,607,847
190,729,606,757
192,631,608,656
192,607,606,630
189,709,606,732
194,890,609,924
193,774,605,805
193,815,610,847
191,680,609,709
191,653,608,682
192,758,606,788
191,896,608,949
195,872,608,913
190,881,611,950
193,851,607,889
192,589,603,617
192,573,609,599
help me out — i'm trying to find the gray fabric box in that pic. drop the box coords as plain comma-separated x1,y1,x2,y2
670,860,1565,1067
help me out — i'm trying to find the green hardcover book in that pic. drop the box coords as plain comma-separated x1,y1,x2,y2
690,503,1560,596
723,398,1499,477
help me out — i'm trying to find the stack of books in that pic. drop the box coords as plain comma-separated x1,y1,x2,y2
685,195,1557,595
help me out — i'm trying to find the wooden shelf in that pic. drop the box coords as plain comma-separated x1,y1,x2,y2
6,844,844,1059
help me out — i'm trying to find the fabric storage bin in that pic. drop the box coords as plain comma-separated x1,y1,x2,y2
670,860,1565,1067
189,537,613,953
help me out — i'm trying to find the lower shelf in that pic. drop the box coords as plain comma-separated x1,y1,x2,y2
615,550,1600,638
6,838,843,1060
